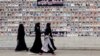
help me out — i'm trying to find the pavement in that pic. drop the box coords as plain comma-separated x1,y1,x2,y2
1,36,100,56
1,36,100,50
0,50,100,56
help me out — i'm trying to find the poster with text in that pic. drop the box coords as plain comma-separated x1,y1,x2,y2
37,0,63,6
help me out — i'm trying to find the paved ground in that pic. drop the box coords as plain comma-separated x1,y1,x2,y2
1,36,100,56
0,50,100,56
1,36,100,50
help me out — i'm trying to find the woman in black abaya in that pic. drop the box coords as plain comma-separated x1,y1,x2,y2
30,22,42,53
15,24,28,51
41,23,56,55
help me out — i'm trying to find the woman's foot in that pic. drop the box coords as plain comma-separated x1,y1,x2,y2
39,53,43,55
51,52,56,55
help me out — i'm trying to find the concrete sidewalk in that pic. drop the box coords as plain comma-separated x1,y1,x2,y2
1,36,100,50
0,50,100,56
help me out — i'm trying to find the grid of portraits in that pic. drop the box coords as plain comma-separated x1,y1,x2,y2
0,0,100,37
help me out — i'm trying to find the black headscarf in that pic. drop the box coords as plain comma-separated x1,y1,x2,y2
35,22,40,31
17,24,25,40
45,23,52,37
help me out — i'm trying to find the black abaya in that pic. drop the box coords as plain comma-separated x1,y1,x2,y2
43,23,56,53
30,23,42,53
15,24,28,51
46,30,56,53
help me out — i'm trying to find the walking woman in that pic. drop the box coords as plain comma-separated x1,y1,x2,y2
41,23,56,55
30,22,42,53
15,24,28,51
